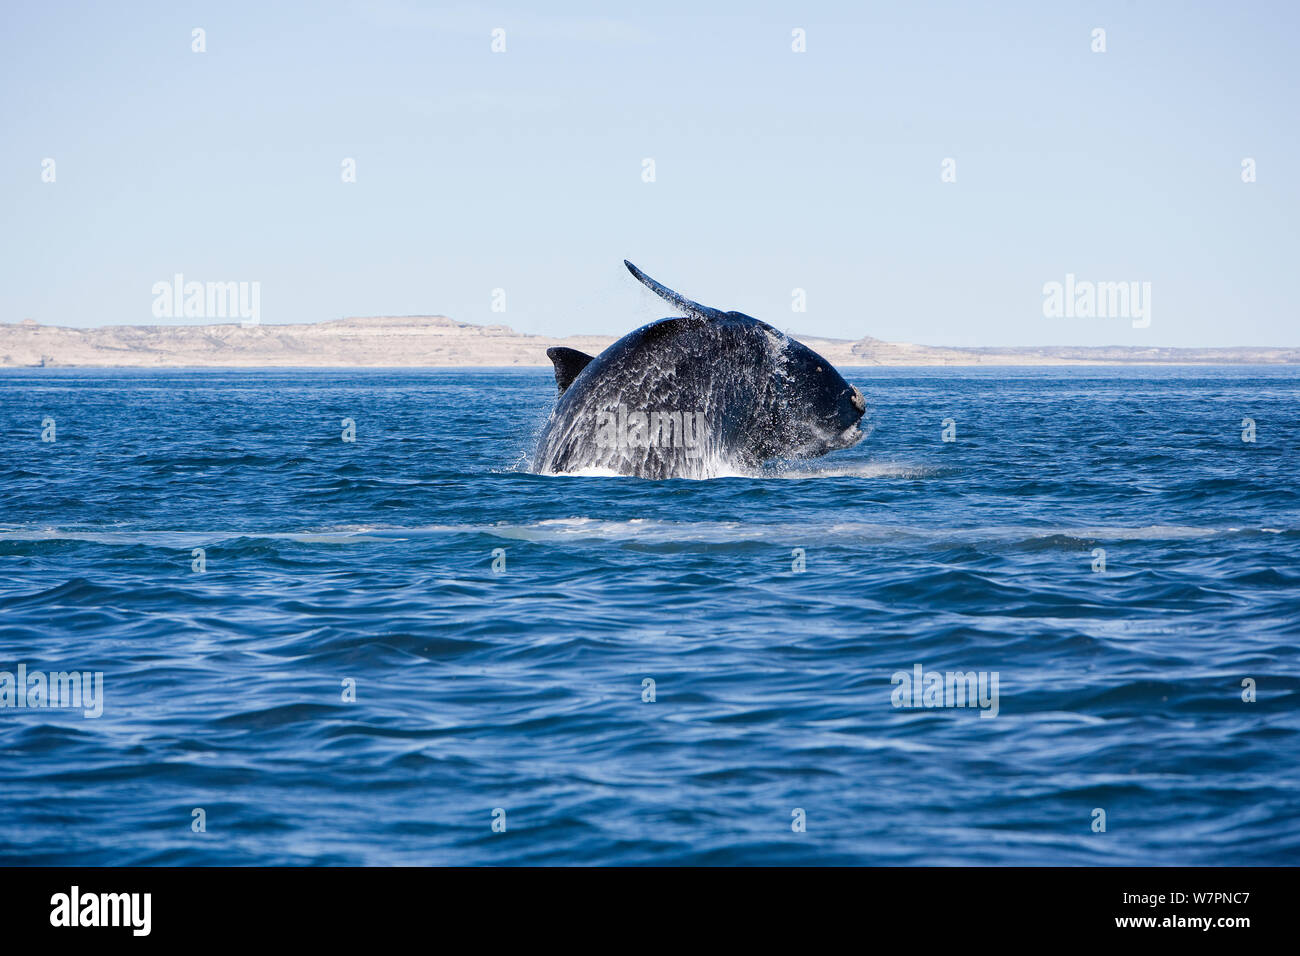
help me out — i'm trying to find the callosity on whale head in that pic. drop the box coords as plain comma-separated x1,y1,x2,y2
532,261,867,478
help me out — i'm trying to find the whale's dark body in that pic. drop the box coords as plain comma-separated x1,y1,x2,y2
532,261,866,478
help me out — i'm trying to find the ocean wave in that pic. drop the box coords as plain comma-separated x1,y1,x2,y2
0,519,1288,549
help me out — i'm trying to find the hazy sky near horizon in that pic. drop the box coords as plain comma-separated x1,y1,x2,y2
3,1,1298,347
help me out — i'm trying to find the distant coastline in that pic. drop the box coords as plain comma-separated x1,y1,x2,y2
2,316,1297,368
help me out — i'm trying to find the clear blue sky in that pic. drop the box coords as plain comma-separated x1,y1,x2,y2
3,1,1297,347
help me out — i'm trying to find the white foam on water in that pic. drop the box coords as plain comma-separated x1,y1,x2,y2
534,457,752,480
772,462,936,479
0,521,1280,547
531,459,930,480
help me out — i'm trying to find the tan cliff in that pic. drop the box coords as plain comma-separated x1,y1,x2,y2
1,316,1296,367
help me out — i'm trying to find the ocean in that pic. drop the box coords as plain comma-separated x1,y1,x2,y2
1,366,1297,865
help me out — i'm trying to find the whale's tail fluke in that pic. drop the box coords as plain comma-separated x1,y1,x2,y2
624,260,725,320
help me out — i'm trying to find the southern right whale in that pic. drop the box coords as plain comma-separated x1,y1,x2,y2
532,261,866,478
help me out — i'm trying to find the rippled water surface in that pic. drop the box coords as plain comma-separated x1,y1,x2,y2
1,366,1297,865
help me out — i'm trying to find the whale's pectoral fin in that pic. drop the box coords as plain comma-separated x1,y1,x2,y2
624,260,725,320
547,347,596,394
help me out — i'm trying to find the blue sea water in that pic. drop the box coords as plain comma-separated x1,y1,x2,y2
0,365,1297,866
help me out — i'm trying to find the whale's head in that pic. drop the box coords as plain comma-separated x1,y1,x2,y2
752,331,866,461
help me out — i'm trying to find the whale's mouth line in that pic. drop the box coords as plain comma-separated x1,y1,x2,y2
781,419,864,459
817,422,864,453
